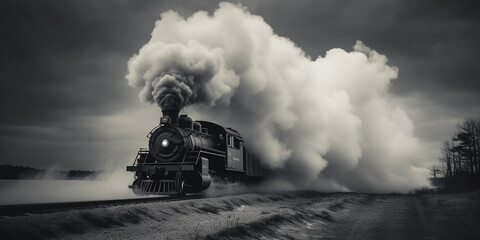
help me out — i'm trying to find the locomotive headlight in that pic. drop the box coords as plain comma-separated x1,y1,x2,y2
161,138,170,148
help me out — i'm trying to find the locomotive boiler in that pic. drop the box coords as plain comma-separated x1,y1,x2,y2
126,106,265,195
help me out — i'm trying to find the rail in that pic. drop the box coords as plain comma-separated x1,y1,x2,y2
0,194,203,217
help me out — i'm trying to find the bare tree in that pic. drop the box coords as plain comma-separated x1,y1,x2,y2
438,140,453,181
435,117,480,189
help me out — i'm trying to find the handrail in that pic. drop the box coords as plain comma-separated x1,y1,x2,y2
132,148,150,166
147,125,161,138
195,146,225,155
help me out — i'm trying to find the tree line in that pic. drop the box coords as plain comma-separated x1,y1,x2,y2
432,118,480,190
0,164,102,180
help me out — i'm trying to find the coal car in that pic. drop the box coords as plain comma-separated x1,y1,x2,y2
126,108,266,195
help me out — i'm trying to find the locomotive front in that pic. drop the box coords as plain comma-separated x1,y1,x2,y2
126,107,222,195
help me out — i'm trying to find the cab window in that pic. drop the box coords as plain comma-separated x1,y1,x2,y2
227,134,242,149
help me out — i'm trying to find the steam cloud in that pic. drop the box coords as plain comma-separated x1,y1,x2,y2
126,3,430,193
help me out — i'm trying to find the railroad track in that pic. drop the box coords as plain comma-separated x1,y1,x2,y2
0,194,203,217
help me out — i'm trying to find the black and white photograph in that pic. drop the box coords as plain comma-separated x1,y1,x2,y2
1,0,479,239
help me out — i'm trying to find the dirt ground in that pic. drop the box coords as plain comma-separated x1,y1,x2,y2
0,190,479,239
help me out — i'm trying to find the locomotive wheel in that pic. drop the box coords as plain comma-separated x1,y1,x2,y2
179,180,186,196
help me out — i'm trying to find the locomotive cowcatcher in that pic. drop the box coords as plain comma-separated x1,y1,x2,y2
126,106,265,195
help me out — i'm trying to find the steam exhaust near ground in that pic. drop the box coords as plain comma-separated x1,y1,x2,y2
0,168,138,205
204,178,297,198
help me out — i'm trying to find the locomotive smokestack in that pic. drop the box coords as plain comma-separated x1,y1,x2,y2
162,109,179,125
160,93,180,125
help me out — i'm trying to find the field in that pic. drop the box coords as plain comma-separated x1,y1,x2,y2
0,190,479,240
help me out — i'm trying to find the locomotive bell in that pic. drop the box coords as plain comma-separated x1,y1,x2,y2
193,121,202,132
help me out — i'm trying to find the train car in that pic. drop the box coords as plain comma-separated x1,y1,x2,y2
126,108,266,195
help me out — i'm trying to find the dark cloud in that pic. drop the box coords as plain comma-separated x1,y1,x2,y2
0,0,160,168
0,0,479,170
1,1,145,125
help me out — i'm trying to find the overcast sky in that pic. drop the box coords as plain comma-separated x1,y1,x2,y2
1,0,479,170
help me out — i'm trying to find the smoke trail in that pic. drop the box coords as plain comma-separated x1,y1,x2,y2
126,2,430,193
126,38,239,110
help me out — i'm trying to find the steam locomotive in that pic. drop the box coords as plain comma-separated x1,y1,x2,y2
126,107,265,195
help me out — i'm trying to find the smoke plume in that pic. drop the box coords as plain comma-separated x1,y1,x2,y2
126,2,430,193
